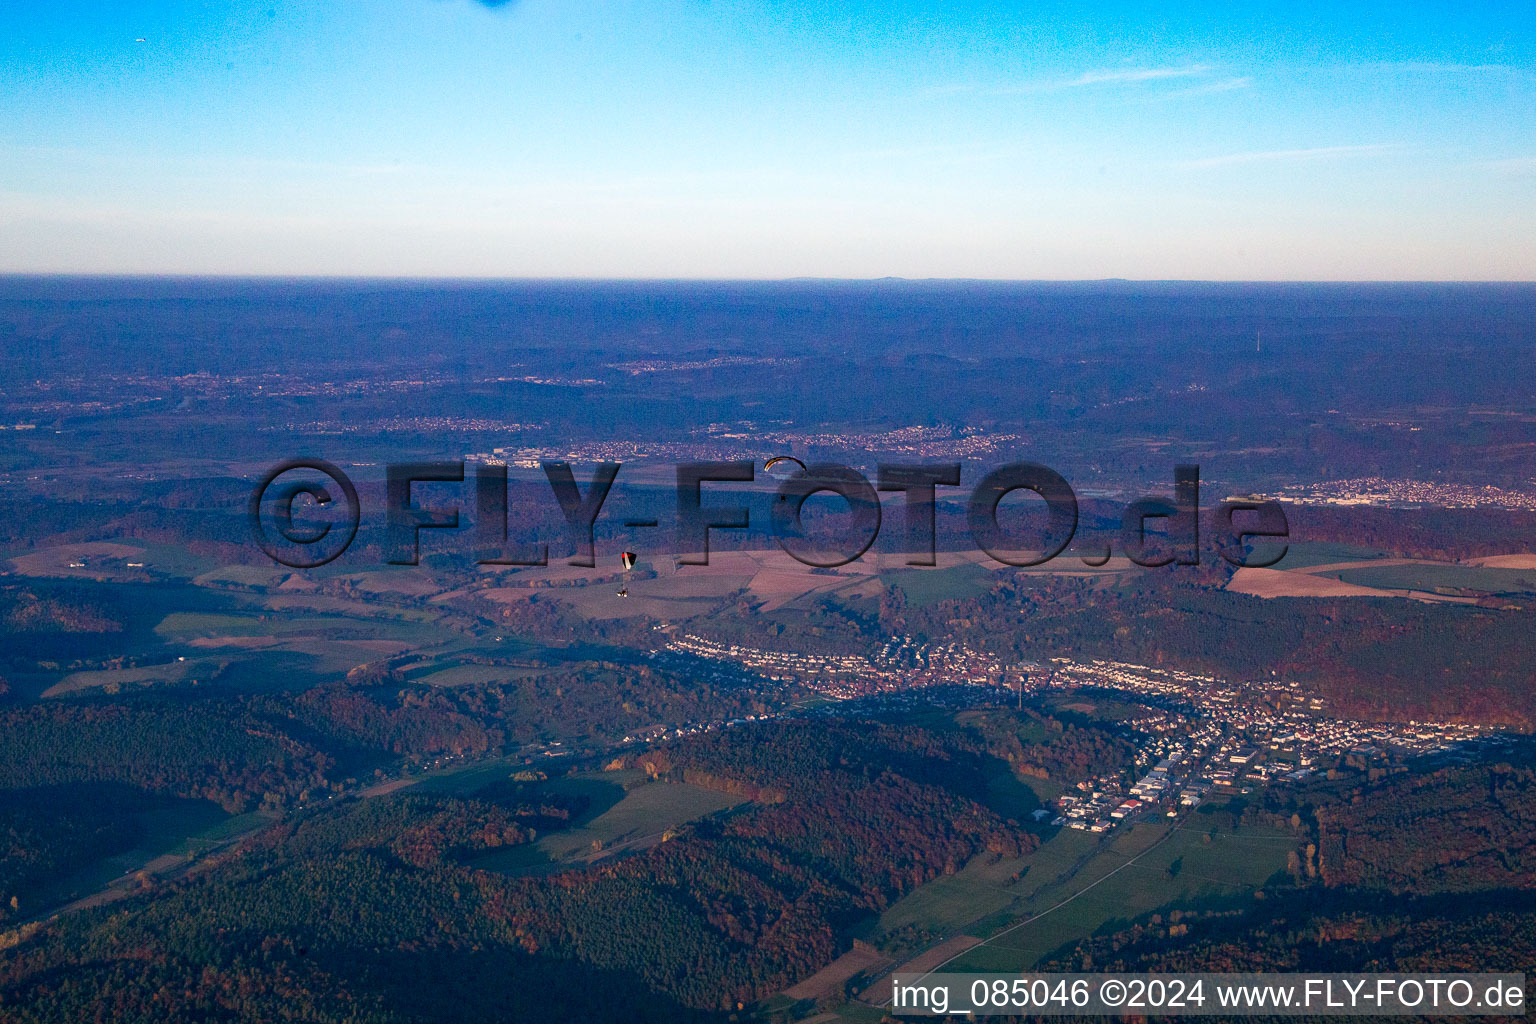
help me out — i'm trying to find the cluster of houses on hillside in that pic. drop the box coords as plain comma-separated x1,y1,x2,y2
656,632,1028,700
652,631,1506,832
1260,476,1536,511
1041,657,1489,761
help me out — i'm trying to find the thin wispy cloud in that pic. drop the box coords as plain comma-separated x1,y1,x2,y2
1061,65,1212,88
925,64,1231,99
1159,75,1253,98
1181,144,1397,169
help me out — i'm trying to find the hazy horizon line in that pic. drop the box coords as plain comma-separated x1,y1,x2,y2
2,273,1533,286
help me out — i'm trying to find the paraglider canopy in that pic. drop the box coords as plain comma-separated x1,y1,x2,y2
617,551,637,597
764,454,806,472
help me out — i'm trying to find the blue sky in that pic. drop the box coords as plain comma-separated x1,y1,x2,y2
1,1,1532,278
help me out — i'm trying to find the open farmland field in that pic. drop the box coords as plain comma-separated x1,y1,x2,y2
409,662,539,687
193,565,296,589
882,561,994,607
18,597,475,697
1467,553,1536,568
155,610,453,646
1227,567,1401,599
1329,562,1536,595
9,542,150,578
1264,542,1392,570
8,542,215,582
782,945,893,1005
944,818,1293,973
469,770,747,876
42,657,216,696
857,852,1033,950
25,799,267,915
